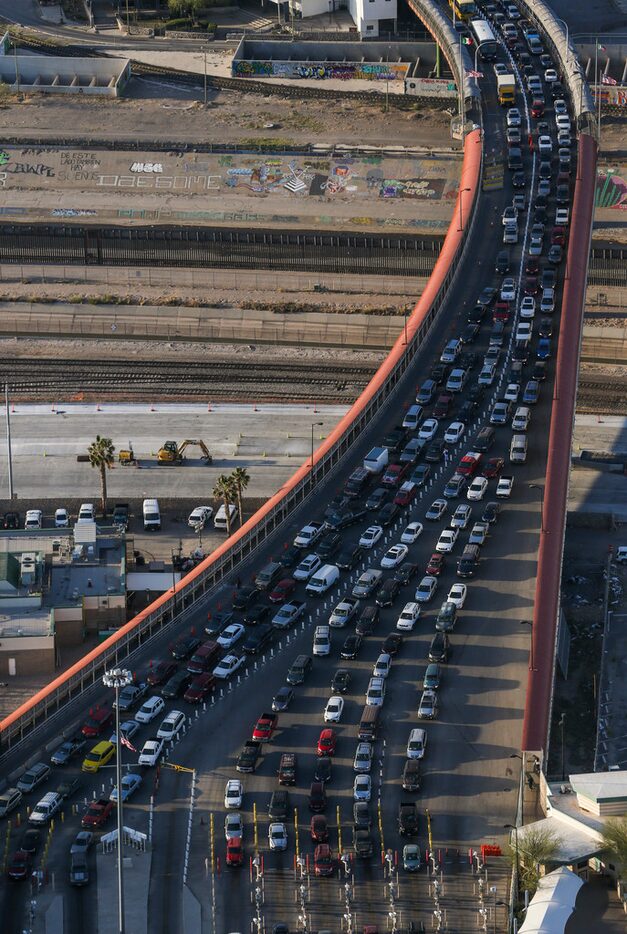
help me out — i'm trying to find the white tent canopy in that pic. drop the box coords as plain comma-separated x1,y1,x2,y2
519,867,584,933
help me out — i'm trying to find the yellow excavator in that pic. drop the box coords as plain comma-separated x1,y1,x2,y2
118,443,136,466
157,439,213,465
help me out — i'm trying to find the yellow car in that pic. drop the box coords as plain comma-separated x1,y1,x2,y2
82,741,115,774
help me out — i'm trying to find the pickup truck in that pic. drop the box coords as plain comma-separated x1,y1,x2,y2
236,741,261,773
252,713,278,743
278,752,296,785
112,503,129,531
398,801,419,836
114,683,147,712
81,798,114,829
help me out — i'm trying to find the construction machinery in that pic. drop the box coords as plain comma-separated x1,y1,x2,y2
118,443,136,466
157,440,213,465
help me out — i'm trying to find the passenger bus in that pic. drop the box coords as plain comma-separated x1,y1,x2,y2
449,0,477,21
469,18,498,60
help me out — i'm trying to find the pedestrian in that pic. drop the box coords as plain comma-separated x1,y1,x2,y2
235,575,241,588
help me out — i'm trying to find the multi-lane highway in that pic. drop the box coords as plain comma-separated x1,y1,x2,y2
0,3,579,931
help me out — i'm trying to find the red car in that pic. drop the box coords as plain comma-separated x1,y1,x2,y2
269,578,296,604
183,673,215,704
252,712,278,743
393,482,417,507
381,463,409,488
525,256,540,275
530,99,544,118
457,452,482,477
551,226,565,246
146,660,177,686
524,276,539,296
492,301,510,322
426,553,445,576
226,839,244,867
482,457,504,479
81,798,114,829
314,843,335,877
81,705,113,738
7,849,32,881
317,728,336,757
310,814,329,842
432,393,453,419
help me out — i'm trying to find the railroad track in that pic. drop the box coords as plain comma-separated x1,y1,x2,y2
577,374,627,414
3,357,377,403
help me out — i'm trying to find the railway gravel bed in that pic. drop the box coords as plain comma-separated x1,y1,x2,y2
2,355,378,403
577,374,627,414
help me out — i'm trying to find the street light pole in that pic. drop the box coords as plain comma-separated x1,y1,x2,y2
559,712,566,781
509,753,524,826
310,421,323,469
5,383,14,500
529,483,546,534
103,668,133,934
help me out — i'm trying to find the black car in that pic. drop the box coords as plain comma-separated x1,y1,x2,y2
276,545,303,569
425,441,446,464
460,322,480,344
3,511,19,529
171,636,201,661
269,789,290,821
538,161,551,180
242,623,274,655
474,426,496,453
56,776,83,800
495,250,510,274
457,401,475,424
336,544,363,570
341,634,363,659
512,171,526,188
382,426,407,452
556,184,570,204
532,360,548,381
512,341,530,363
382,632,403,656
428,631,449,663
398,802,419,836
548,244,563,265
508,360,524,384
244,604,270,626
232,587,260,611
467,303,486,323
430,363,450,386
315,757,332,784
365,487,389,511
309,782,326,813
325,506,367,531
204,611,234,637
539,318,553,338
477,286,497,307
272,687,294,712
356,606,380,636
394,562,420,586
375,578,401,608
378,503,400,526
353,801,371,831
458,351,477,371
161,669,192,699
482,501,500,524
467,383,486,406
315,532,341,560
21,829,41,856
331,669,351,694
541,269,557,290
324,494,351,520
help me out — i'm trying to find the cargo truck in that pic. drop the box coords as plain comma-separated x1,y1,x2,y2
497,73,516,106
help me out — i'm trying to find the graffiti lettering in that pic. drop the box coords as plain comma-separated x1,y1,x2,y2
232,60,407,82
6,162,55,177
130,162,163,173
97,174,221,190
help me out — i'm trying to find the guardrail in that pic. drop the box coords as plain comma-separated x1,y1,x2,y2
0,129,484,756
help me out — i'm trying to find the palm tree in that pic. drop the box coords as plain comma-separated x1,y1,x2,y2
213,474,237,536
601,816,627,878
231,467,250,524
87,436,115,516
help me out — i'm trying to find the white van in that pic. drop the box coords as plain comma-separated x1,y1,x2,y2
77,503,95,523
305,564,340,596
406,728,427,760
24,509,43,530
512,406,531,432
402,405,423,431
214,504,237,530
509,434,528,464
142,498,161,531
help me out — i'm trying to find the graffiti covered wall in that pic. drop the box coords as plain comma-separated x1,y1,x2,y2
232,59,408,81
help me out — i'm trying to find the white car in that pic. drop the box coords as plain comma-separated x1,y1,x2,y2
268,822,288,851
504,383,520,403
381,544,408,569
353,742,373,773
557,130,571,148
224,779,243,809
507,126,521,145
444,422,465,445
496,476,514,498
138,737,164,767
188,506,213,528
419,418,439,441
366,677,386,707
217,623,246,648
293,522,323,548
503,224,518,245
329,597,358,628
272,601,306,629
507,107,521,128
135,695,165,724
451,504,472,529
109,773,142,802
467,477,489,502
77,503,95,522
415,576,437,603
360,525,383,549
293,553,321,581
500,277,516,303
447,583,468,609
24,509,43,530
353,774,372,801
156,710,186,741
544,68,558,84
213,654,245,680
54,508,69,528
435,527,459,553
396,602,421,632
501,207,518,228
425,499,447,521
401,522,423,544
556,114,571,133
373,653,392,679
225,812,243,841
324,695,345,723
469,522,489,545
537,135,553,156
516,321,533,343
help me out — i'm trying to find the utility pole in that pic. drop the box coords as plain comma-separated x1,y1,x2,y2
5,384,14,499
204,48,208,107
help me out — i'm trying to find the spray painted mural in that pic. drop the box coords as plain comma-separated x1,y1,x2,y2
595,169,627,209
232,59,407,81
